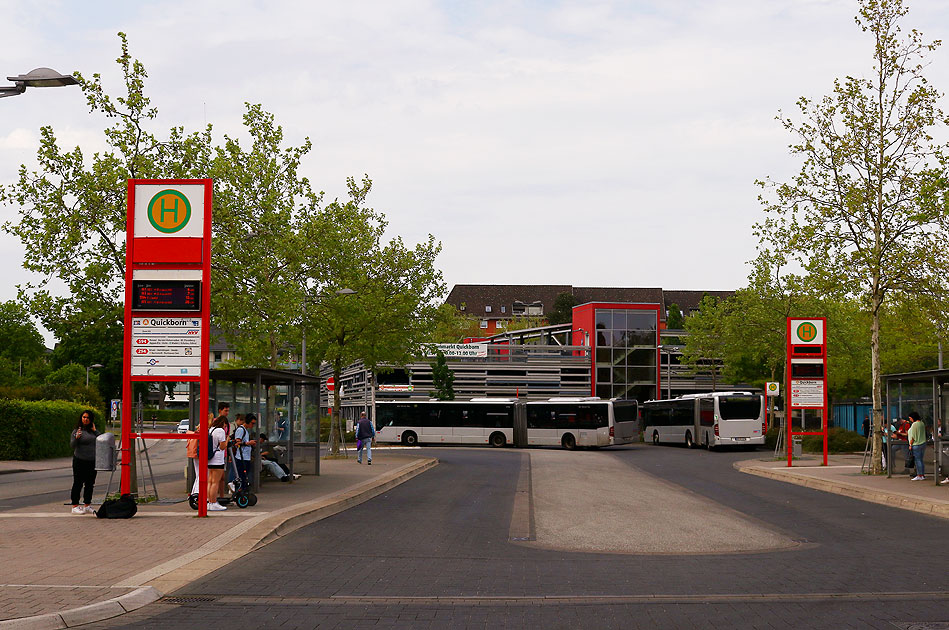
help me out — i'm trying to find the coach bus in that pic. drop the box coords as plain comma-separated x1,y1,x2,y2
641,392,765,449
374,397,640,449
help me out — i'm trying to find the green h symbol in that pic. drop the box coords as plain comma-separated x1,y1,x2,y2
160,197,180,224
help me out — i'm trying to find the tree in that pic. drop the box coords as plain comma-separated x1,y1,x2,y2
210,104,320,369
1,33,212,335
665,303,685,330
548,292,578,325
429,350,455,400
756,0,949,472
304,177,445,454
0,301,46,365
428,303,481,343
680,295,729,391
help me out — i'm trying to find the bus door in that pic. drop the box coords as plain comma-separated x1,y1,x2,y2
717,395,764,441
578,404,608,446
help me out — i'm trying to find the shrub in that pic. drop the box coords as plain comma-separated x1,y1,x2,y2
765,425,866,454
2,400,104,460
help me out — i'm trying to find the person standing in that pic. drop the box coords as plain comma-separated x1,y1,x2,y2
70,410,100,514
907,411,927,481
207,415,229,511
234,414,257,489
355,411,375,465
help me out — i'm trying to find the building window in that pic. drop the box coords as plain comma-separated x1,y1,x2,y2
497,320,507,328
485,305,492,313
460,304,466,311
213,351,222,363
501,305,506,313
526,301,543,316
480,320,488,329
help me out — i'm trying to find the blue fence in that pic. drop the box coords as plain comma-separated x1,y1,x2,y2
832,403,900,434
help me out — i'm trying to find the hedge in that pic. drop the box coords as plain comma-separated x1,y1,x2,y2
764,425,866,454
2,400,104,460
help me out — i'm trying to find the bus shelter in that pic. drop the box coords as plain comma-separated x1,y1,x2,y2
883,369,949,483
202,368,322,492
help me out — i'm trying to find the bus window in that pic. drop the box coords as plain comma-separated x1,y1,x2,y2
699,398,714,426
718,396,761,420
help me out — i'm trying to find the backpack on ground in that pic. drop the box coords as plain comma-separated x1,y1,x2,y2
95,493,138,519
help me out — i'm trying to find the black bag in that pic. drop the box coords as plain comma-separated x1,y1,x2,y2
905,451,915,470
95,493,138,519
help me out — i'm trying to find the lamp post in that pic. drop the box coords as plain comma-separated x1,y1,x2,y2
86,363,104,387
1,67,78,99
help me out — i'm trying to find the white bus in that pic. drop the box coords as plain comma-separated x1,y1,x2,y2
642,392,765,449
374,397,640,449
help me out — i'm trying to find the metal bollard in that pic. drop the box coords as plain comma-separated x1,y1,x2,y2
95,432,117,471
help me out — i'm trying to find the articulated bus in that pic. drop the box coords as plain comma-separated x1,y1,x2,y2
374,398,640,450
641,392,765,449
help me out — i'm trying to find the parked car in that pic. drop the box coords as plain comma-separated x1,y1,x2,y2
177,419,192,434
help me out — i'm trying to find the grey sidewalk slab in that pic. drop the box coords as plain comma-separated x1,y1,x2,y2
735,453,949,519
0,453,436,629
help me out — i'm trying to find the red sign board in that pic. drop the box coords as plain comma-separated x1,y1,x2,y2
786,318,828,466
123,179,213,515
326,376,335,392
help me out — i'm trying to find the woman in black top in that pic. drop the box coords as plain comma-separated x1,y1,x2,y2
70,410,100,514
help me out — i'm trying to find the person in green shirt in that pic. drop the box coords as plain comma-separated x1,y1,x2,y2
907,411,927,481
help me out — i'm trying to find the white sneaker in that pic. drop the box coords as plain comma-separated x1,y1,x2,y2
83,505,95,514
292,474,301,480
911,475,925,481
940,477,949,485
70,506,84,514
209,502,227,511
227,482,236,493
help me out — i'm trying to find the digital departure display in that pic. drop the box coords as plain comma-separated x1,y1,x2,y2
131,280,201,312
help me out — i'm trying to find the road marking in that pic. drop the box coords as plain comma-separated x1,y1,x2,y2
179,591,949,606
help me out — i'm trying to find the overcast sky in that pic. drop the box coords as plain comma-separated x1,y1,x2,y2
4,0,949,343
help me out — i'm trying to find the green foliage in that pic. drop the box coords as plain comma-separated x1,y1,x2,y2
665,303,684,330
1,400,103,460
428,303,481,343
210,103,320,368
548,292,578,326
429,350,455,400
0,301,46,364
764,426,866,454
45,363,87,386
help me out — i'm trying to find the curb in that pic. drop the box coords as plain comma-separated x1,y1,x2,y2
735,462,949,520
1,457,438,629
0,587,161,630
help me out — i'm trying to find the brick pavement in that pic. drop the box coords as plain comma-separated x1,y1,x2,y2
0,452,433,628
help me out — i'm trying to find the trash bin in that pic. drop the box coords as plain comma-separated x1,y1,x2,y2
791,436,802,458
95,432,116,471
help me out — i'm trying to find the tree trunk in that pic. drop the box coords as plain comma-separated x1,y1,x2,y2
329,362,343,455
870,291,884,474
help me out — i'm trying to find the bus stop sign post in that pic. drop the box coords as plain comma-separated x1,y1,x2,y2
122,180,213,516
786,318,829,467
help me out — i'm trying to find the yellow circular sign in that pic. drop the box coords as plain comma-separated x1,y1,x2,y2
147,190,192,233
796,321,818,343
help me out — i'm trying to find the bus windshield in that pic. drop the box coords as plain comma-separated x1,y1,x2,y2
718,396,761,420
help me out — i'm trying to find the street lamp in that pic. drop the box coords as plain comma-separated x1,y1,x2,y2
86,363,104,387
1,67,78,99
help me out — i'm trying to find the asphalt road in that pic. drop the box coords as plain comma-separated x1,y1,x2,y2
88,444,949,629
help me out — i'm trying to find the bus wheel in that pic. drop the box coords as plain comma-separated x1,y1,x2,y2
652,431,659,446
685,431,694,449
489,432,506,448
403,431,418,446
561,433,577,450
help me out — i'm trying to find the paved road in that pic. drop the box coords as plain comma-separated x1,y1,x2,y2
88,445,949,629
